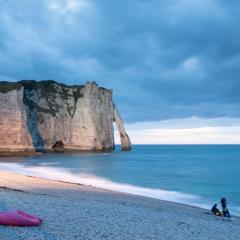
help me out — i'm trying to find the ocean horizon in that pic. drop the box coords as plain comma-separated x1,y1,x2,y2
1,144,239,215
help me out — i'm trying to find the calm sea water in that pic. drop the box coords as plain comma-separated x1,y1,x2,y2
0,145,240,215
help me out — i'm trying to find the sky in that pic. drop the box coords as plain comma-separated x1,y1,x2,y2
0,0,240,143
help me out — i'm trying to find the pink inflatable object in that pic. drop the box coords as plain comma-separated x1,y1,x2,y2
0,210,42,226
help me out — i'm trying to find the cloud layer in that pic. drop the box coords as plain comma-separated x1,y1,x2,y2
0,0,240,122
115,117,240,144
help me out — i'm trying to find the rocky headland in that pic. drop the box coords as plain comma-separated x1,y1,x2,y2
0,80,131,155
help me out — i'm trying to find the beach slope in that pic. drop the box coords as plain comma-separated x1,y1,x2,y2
0,172,239,240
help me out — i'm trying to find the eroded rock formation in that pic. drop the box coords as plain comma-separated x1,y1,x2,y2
113,104,132,151
0,80,131,154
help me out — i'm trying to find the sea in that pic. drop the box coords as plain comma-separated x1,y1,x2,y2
0,145,240,215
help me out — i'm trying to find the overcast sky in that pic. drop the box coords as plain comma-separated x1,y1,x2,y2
1,0,240,143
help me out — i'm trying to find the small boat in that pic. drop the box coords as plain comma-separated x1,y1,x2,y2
0,210,42,226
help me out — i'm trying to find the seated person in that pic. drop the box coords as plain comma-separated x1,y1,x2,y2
223,208,231,218
211,204,223,216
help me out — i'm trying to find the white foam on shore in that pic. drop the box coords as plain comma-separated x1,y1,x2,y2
0,162,239,215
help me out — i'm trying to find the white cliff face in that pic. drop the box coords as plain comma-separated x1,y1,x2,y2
113,104,132,151
0,84,33,152
0,80,131,153
70,83,115,150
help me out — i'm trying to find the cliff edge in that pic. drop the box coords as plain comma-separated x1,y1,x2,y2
0,80,131,154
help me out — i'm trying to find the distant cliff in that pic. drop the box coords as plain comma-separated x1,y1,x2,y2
0,80,131,154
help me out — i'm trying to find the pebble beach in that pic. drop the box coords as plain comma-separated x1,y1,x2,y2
0,171,239,240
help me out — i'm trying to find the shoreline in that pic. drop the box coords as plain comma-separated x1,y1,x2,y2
1,171,206,212
1,165,238,216
0,171,239,240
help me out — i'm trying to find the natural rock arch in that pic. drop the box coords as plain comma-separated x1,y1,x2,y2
113,104,132,151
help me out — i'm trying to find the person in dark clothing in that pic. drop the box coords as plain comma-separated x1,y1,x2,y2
223,208,231,218
211,204,222,216
211,198,231,218
220,197,231,218
221,197,227,212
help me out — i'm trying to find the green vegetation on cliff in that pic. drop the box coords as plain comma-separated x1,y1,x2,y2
0,82,21,93
21,80,85,117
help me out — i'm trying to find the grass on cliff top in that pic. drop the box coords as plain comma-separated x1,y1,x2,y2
0,82,22,93
1,79,111,117
20,80,85,91
0,80,110,92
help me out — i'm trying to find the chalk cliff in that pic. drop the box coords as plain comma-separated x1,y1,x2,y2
0,80,131,154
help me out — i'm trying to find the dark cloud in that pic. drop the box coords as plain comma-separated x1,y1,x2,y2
0,0,240,122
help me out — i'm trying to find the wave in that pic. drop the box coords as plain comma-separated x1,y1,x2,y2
0,162,239,215
38,162,61,166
